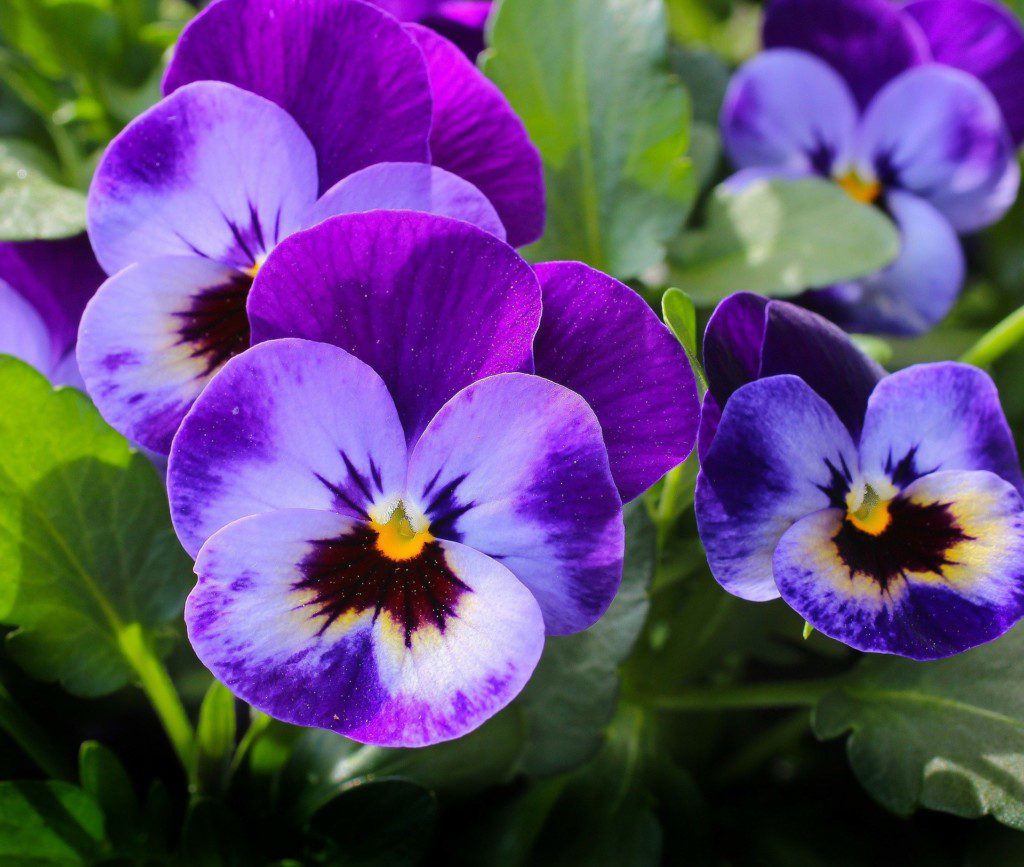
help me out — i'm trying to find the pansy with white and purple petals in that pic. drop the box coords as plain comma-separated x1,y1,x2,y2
78,0,543,453
722,0,1024,335
696,293,1024,659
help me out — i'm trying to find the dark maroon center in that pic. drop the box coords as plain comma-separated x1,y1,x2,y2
294,525,469,647
832,496,971,590
174,272,253,376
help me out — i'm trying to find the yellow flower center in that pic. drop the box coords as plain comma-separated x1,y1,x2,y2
370,502,434,561
845,484,892,536
836,171,882,205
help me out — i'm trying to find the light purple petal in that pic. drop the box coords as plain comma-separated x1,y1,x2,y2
774,470,1024,659
407,373,624,636
905,0,1024,145
167,339,408,557
303,162,506,240
188,508,544,746
0,278,56,376
88,82,317,275
762,0,929,106
532,261,699,502
800,190,964,336
0,235,104,359
695,375,858,602
721,49,858,174
162,0,432,193
406,24,545,248
248,211,541,446
77,256,255,454
856,65,1019,232
858,362,1024,494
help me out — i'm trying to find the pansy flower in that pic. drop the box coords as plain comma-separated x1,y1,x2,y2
721,0,1024,335
0,235,105,387
696,293,1024,659
166,213,699,745
79,0,543,454
369,0,492,57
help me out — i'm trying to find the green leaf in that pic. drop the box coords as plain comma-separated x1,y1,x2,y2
661,288,698,357
512,502,656,776
0,139,86,240
0,780,109,864
78,741,138,847
485,0,693,278
196,681,237,793
671,177,900,303
813,624,1024,829
0,357,191,696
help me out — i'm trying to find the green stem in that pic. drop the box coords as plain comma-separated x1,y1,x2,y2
960,304,1024,368
117,625,196,787
716,710,811,784
647,677,837,712
656,463,684,548
227,710,272,780
0,678,73,780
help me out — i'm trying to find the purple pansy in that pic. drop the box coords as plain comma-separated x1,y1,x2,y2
0,235,105,387
696,293,1024,660
165,214,699,745
725,0,1024,335
369,0,492,57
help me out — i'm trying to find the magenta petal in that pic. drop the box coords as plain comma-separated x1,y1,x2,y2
905,0,1024,145
249,211,542,446
163,0,432,192
762,0,928,106
406,25,545,248
532,261,699,502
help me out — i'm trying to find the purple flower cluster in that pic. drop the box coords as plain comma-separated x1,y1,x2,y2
73,0,700,746
723,0,1024,334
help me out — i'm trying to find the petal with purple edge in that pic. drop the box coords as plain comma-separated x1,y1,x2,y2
855,65,1019,232
762,0,928,106
532,261,698,502
88,82,317,276
407,373,624,636
162,0,432,192
0,278,56,376
303,162,506,240
167,339,408,558
721,49,858,175
188,508,544,746
774,470,1024,659
406,25,545,248
249,211,541,446
695,375,858,602
905,0,1024,146
799,190,964,336
78,256,255,454
858,362,1024,494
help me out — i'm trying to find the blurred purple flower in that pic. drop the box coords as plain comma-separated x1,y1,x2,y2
0,235,104,386
369,0,492,57
696,293,1024,660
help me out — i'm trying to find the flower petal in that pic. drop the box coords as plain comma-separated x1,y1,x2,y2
303,162,506,240
799,191,964,336
774,470,1024,659
424,1,492,57
721,49,858,174
167,339,408,557
695,375,858,601
858,362,1024,494
532,261,699,502
762,0,928,106
162,0,432,192
905,0,1024,145
77,256,256,453
188,508,544,746
88,82,317,276
248,211,541,446
855,65,1019,232
0,277,56,376
406,25,545,248
407,373,624,635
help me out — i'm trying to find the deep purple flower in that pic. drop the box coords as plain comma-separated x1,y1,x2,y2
696,293,1024,660
164,214,699,745
0,235,105,386
722,48,1019,334
369,0,492,57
